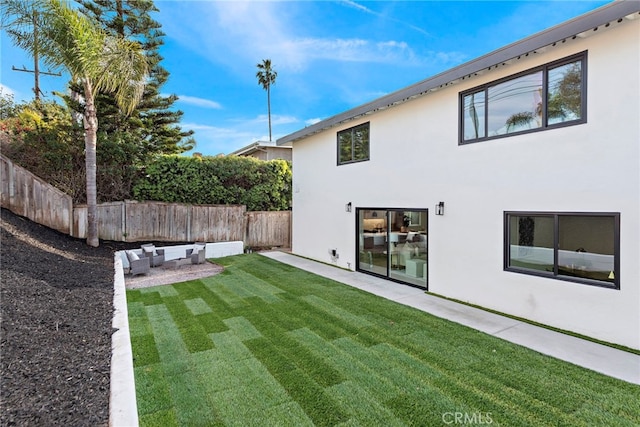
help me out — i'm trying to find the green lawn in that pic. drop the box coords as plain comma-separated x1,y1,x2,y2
127,254,640,427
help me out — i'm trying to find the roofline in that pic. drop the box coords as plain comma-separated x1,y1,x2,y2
230,141,292,156
229,142,260,156
277,0,640,146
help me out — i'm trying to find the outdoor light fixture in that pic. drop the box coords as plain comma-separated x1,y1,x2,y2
345,202,352,212
435,201,445,216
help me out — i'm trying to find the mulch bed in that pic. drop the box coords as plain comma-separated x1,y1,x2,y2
0,208,140,426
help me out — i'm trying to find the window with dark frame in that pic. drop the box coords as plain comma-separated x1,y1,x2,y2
461,52,587,144
504,212,619,289
338,122,370,165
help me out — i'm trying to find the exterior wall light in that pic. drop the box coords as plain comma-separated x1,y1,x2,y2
435,201,445,216
345,202,352,212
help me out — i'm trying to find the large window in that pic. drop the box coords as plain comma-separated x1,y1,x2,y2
504,212,619,289
338,122,370,165
461,52,586,144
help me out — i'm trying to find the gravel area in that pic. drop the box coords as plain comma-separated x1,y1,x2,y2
125,261,223,289
0,208,139,426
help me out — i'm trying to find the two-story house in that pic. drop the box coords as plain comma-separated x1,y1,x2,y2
277,1,640,350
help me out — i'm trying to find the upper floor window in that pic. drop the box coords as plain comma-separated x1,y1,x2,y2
461,52,586,144
338,122,370,165
504,211,619,289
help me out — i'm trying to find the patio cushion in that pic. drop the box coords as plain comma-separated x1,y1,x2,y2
141,244,164,267
126,250,140,262
141,244,157,255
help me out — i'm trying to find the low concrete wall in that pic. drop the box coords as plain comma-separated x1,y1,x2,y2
110,255,139,427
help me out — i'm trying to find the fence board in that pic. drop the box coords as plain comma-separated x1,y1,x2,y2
245,211,291,248
98,202,125,241
191,205,246,242
2,155,291,246
1,154,72,234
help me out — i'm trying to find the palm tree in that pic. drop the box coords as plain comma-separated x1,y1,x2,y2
256,59,277,141
3,0,147,247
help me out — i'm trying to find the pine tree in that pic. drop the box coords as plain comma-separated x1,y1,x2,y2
78,0,195,156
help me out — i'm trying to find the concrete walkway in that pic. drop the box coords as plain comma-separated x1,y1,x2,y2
260,251,640,385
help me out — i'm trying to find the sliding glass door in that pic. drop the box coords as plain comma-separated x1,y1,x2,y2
357,208,428,288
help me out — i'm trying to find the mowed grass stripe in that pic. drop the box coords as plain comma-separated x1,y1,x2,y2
189,349,296,426
144,305,224,425
134,364,172,416
203,279,249,309
218,268,286,303
403,326,636,423
301,295,372,329
326,380,406,427
223,316,262,341
163,296,213,353
184,297,212,315
129,254,640,427
239,300,346,387
128,301,161,367
289,333,468,424
245,338,350,427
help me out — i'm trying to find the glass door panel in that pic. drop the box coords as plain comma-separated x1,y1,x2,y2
357,208,428,289
389,210,428,287
358,209,387,276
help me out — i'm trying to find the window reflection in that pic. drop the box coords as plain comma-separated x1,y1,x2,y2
508,215,554,273
506,212,618,287
463,91,485,140
460,53,586,144
358,209,428,288
558,216,614,283
338,122,370,164
547,61,582,125
488,72,543,136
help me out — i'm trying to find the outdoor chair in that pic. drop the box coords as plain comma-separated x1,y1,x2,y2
141,243,165,267
126,250,150,276
186,243,207,265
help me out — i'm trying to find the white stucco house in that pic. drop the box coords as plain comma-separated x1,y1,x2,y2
277,1,640,350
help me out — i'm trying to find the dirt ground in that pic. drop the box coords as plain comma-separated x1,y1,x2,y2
1,208,162,425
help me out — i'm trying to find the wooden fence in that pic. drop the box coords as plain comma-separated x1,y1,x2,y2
1,155,73,235
1,155,291,248
245,210,292,249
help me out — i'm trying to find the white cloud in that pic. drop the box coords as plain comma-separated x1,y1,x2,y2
181,123,226,132
181,120,276,155
0,84,15,97
176,95,222,109
162,1,451,73
339,0,431,37
252,114,298,126
305,118,322,126
340,0,372,14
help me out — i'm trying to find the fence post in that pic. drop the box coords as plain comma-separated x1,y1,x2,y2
187,205,192,242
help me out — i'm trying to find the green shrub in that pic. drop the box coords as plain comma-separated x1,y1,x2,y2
133,155,291,211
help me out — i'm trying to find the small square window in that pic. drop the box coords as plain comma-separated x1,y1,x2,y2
338,122,370,165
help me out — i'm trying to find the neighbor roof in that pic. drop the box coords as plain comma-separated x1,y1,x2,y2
229,140,291,157
277,0,639,146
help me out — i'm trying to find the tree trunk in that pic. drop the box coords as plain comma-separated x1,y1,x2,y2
267,84,272,142
83,80,99,247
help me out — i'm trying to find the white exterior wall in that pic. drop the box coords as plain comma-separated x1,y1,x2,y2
291,18,640,349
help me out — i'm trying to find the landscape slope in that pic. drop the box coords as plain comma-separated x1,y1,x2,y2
0,208,135,425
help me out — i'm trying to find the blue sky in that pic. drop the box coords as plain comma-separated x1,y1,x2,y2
1,0,609,156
